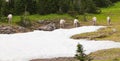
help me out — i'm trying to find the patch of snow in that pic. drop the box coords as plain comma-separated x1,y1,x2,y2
0,26,119,61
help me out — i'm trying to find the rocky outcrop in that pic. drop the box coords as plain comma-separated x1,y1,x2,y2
38,22,56,31
0,20,75,34
0,22,56,34
0,25,28,34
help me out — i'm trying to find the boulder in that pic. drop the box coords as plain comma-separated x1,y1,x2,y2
0,25,27,34
38,23,56,31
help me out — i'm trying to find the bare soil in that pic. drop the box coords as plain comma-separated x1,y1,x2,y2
31,57,78,61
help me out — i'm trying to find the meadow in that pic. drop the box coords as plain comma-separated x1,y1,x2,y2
1,1,120,61
71,2,120,61
71,2,120,42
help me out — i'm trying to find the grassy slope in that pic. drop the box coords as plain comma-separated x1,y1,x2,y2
1,2,120,61
71,2,120,42
71,2,120,61
5,2,120,26
11,14,73,25
90,48,120,61
0,14,74,26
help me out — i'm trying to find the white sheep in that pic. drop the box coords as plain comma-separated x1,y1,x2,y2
107,16,111,25
112,28,116,33
74,19,79,27
60,19,65,28
7,14,12,24
92,16,97,25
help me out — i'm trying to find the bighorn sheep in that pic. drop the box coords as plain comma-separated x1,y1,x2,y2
60,19,65,28
74,19,79,27
107,16,111,25
92,16,97,25
7,14,12,24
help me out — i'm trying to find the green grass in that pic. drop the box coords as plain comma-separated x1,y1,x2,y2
3,2,120,26
1,14,74,25
71,3,120,61
3,2,120,24
71,2,120,42
80,2,120,25
12,14,73,23
1,0,120,41
2,2,120,61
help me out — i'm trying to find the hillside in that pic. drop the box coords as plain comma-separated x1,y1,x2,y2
31,2,120,61
71,2,120,42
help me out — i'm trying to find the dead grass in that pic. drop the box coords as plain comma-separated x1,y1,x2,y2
89,48,120,61
71,25,120,42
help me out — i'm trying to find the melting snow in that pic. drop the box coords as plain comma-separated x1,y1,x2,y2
0,26,119,61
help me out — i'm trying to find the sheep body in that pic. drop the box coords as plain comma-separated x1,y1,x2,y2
92,17,97,25
107,16,111,25
7,14,12,24
60,19,65,28
74,19,79,27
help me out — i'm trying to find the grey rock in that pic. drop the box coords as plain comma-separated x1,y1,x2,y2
0,25,27,34
38,23,56,31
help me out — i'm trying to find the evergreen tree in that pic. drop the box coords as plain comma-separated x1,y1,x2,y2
93,0,112,7
14,0,25,15
27,0,37,14
79,0,100,14
75,43,87,61
79,0,86,14
75,43,93,61
85,0,100,13
0,0,119,15
110,0,120,3
58,0,69,13
0,0,6,20
4,0,15,15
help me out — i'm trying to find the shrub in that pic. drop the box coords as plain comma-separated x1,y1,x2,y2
18,15,32,27
93,0,113,7
75,43,93,61
68,11,78,17
0,16,7,23
110,0,120,3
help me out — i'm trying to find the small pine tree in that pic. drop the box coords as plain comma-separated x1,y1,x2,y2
75,43,86,61
75,43,93,61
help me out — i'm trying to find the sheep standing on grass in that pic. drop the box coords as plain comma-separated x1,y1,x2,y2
74,19,79,27
7,14,12,24
60,19,65,28
107,16,111,25
92,16,97,25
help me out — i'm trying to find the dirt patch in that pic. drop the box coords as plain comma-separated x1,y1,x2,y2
31,57,78,61
31,48,120,61
71,27,116,40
